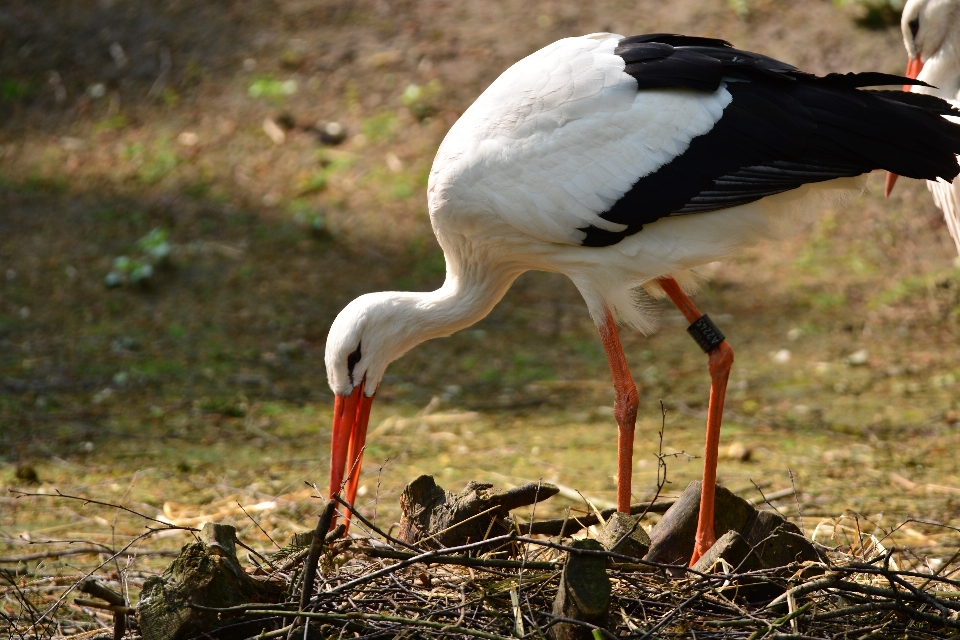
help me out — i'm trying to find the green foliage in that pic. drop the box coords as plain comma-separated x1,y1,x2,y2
107,256,154,287
400,80,442,121
121,142,144,160
388,175,415,200
727,0,751,18
94,114,130,133
247,76,297,100
811,292,847,309
21,174,67,194
296,171,327,195
295,149,356,196
0,79,38,102
183,181,210,199
289,199,332,240
199,396,247,417
361,113,400,141
137,228,172,262
105,228,171,288
139,145,178,185
834,0,904,27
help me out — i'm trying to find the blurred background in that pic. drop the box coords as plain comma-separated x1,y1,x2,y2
4,0,960,557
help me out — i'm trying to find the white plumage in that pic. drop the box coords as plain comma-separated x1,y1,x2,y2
430,35,729,246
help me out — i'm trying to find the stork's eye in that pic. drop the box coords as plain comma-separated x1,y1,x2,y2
909,17,920,40
347,342,362,385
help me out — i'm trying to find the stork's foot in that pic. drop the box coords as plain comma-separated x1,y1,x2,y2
690,531,716,566
644,480,820,574
645,481,751,572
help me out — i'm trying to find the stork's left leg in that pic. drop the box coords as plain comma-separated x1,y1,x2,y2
597,310,639,514
657,277,734,566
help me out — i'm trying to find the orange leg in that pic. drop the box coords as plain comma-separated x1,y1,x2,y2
657,277,735,566
598,310,639,514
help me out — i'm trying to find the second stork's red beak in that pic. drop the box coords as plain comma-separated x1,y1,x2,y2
329,380,376,528
886,54,926,197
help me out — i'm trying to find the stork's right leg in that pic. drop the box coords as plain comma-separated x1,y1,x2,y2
598,310,639,514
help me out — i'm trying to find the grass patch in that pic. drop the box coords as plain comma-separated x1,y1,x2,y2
139,142,178,185
361,113,400,141
247,76,297,101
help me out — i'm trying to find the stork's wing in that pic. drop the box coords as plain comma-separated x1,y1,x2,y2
429,33,960,247
581,35,960,246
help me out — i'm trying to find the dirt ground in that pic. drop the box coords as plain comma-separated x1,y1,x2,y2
4,0,960,594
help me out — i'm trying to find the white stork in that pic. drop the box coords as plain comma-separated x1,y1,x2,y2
325,32,960,565
885,0,960,254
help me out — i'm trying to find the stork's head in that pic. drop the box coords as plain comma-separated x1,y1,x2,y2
886,0,959,197
323,291,438,504
902,0,958,66
325,292,427,421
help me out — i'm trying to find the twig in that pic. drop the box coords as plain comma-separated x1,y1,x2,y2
28,526,190,632
72,600,136,616
749,479,786,518
238,501,281,550
636,588,709,640
524,501,675,537
235,538,280,572
9,489,197,531
241,608,515,640
811,600,960,629
0,548,179,563
78,579,124,607
275,525,345,573
918,547,960,592
330,493,421,551
416,505,503,546
787,469,804,535
361,547,559,570
746,602,811,640
640,400,671,522
299,499,336,611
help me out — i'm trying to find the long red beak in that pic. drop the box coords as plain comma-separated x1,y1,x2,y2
886,54,925,198
904,53,925,92
329,380,375,529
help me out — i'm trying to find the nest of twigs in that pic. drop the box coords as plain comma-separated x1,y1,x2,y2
6,490,960,640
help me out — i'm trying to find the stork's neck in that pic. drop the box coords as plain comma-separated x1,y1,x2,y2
920,28,960,99
411,260,519,342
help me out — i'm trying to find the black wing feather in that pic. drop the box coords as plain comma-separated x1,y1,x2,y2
579,34,960,247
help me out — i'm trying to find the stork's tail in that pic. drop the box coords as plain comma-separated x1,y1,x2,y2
852,88,960,183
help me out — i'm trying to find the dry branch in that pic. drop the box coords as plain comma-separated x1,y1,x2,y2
524,500,676,537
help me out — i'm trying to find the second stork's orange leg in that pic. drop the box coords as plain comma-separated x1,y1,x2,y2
657,277,734,566
598,310,639,514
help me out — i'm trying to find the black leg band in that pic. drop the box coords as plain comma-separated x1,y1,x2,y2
687,314,725,353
